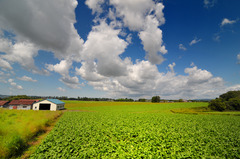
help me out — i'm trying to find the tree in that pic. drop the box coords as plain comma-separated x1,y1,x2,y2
208,90,240,111
138,98,146,102
151,96,160,103
208,98,226,111
226,98,240,111
220,91,240,101
178,99,184,102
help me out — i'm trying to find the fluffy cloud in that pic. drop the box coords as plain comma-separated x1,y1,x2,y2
221,18,237,27
0,0,238,100
179,44,187,51
0,58,12,70
77,0,235,99
0,0,83,59
81,20,128,77
46,60,72,76
17,76,37,82
85,62,227,99
109,0,154,31
85,0,105,14
139,15,167,64
0,38,42,73
0,0,83,78
59,75,83,89
189,37,202,46
108,0,167,64
185,66,213,85
46,60,84,89
8,78,23,90
168,62,176,73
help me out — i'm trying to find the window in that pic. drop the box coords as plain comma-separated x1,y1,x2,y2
23,106,27,108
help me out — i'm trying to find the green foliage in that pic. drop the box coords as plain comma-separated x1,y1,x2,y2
226,98,240,110
178,99,184,102
220,90,240,101
151,96,160,103
208,98,226,111
31,105,240,158
5,95,31,101
209,90,240,111
114,98,134,102
138,98,146,102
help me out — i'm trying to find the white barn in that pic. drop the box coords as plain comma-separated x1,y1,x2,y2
33,99,65,111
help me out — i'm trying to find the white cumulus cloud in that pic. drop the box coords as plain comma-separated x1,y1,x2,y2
8,78,23,90
0,0,83,72
81,20,128,77
17,76,37,82
0,58,12,70
85,0,105,14
221,18,237,27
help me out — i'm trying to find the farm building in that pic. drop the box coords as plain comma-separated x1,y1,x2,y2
33,99,65,111
0,101,9,108
8,99,37,110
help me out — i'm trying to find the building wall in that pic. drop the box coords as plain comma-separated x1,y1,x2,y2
56,104,65,110
33,100,59,111
9,105,32,110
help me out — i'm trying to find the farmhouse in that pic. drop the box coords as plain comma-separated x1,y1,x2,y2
33,99,65,111
0,101,9,108
8,99,37,110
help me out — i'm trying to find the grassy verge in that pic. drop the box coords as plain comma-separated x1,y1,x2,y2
0,109,62,159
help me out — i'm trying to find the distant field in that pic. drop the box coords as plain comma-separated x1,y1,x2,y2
30,101,240,158
63,100,208,112
0,109,62,158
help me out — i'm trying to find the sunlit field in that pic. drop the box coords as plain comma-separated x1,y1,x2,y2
0,109,62,158
30,101,240,158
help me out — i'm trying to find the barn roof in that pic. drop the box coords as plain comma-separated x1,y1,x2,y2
0,101,8,106
9,99,37,105
47,99,65,104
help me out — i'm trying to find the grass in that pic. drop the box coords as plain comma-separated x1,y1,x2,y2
63,100,208,113
0,109,62,159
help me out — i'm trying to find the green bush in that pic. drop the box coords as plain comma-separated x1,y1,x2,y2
226,98,240,111
151,96,160,103
208,99,226,111
209,90,240,111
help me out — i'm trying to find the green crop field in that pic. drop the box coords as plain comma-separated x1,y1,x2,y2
0,109,62,158
30,101,240,158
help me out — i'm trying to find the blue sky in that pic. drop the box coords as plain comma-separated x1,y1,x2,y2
0,0,239,99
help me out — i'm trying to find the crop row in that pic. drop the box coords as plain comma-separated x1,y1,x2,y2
31,112,240,158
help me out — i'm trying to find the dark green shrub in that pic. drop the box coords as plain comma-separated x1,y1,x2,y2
151,96,160,103
208,98,226,111
226,98,240,111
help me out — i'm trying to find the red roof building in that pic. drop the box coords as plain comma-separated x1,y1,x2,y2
0,101,8,107
8,99,37,110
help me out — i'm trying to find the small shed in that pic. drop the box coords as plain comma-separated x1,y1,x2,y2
0,101,9,108
33,99,65,111
8,99,37,110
